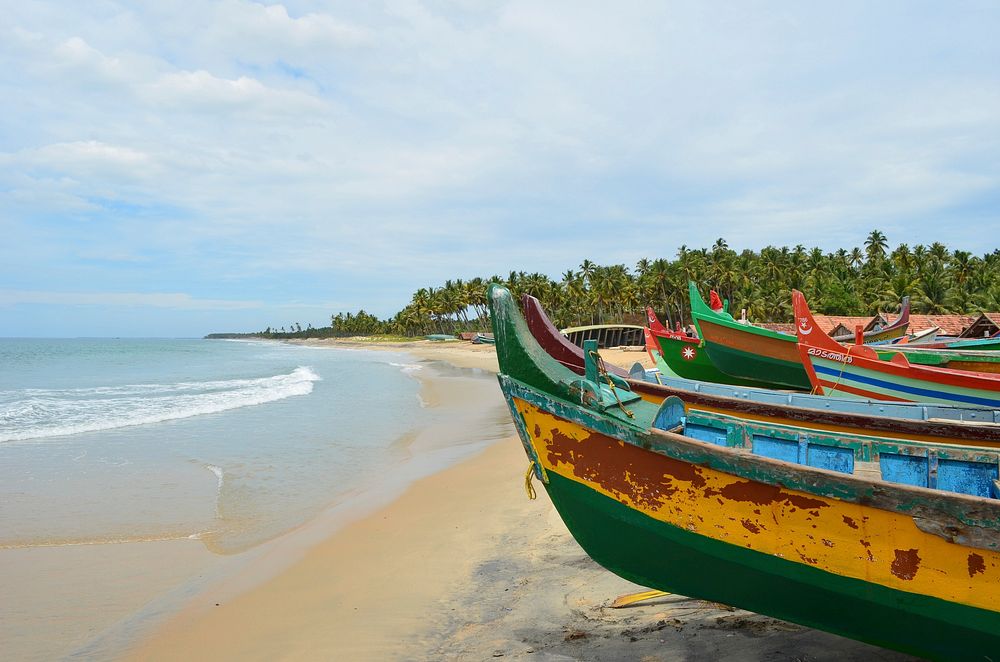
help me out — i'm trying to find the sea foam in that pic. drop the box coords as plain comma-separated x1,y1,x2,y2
0,366,321,442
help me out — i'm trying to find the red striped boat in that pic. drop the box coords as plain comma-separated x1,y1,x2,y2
792,290,1000,409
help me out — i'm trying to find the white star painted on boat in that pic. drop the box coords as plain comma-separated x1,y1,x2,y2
681,347,697,360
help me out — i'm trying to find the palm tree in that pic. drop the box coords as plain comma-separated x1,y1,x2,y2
915,260,952,314
864,230,888,263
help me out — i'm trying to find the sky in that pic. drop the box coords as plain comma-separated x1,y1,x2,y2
2,1,999,337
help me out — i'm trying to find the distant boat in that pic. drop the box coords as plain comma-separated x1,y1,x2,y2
490,282,1000,659
559,324,644,349
892,326,940,345
425,334,457,342
829,297,910,343
876,345,1000,374
472,332,495,344
946,336,1000,352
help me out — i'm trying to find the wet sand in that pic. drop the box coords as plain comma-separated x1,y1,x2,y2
128,340,916,661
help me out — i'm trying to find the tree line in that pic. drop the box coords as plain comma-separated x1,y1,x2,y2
254,231,1000,338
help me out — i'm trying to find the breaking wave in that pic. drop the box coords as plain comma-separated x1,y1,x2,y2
0,367,321,442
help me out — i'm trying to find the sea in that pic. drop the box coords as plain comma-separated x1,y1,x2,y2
0,337,505,555
0,337,514,658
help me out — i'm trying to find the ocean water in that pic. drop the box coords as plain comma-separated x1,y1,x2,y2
0,338,456,554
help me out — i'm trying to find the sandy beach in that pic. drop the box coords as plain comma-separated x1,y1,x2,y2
125,340,915,661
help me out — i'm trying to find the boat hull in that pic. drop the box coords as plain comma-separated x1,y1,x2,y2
876,348,1000,374
696,316,812,390
545,470,998,660
805,353,1000,408
653,332,762,386
507,390,1000,660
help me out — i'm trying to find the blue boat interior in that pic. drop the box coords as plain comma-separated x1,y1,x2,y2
628,362,1000,424
652,406,1000,500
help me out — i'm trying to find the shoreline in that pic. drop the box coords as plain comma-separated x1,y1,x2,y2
114,340,510,659
1,340,509,661
123,339,914,661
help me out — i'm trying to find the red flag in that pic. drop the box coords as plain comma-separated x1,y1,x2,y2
709,290,723,312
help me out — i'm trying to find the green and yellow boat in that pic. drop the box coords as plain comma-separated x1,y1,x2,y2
491,283,1000,660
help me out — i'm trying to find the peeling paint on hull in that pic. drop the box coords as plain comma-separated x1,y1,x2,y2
511,398,1000,659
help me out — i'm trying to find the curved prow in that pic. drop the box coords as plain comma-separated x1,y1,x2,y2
898,296,911,327
646,307,668,334
521,294,629,378
792,290,846,352
792,291,881,361
490,285,579,394
830,296,911,343
689,281,735,322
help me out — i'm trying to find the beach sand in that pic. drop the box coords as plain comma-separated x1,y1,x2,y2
128,340,916,661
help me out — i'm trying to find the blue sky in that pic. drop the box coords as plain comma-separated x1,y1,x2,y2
2,1,999,337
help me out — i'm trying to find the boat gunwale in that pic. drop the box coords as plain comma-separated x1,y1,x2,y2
502,375,1000,545
523,288,1000,444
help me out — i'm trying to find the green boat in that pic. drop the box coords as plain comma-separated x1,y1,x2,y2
645,307,765,387
490,283,1000,660
688,282,812,390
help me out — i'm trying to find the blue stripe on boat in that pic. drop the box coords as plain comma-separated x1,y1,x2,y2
813,363,1000,407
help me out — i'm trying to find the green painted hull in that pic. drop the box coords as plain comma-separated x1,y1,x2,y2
544,470,1000,660
654,335,763,387
490,282,1000,660
699,333,812,390
686,283,811,390
948,338,1000,351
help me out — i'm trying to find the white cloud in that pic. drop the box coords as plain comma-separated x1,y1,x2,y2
141,68,327,113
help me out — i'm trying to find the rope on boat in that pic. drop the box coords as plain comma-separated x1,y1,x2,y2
589,350,635,419
524,461,537,500
826,344,858,395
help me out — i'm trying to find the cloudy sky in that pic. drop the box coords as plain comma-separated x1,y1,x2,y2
2,1,998,336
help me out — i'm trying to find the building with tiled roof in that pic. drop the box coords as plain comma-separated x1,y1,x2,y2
961,313,1000,338
813,316,871,337
907,314,975,337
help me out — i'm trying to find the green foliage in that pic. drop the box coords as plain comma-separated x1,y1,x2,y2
256,231,1000,338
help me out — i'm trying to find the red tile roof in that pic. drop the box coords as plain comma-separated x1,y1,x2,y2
812,316,870,335
960,313,1000,338
908,315,975,336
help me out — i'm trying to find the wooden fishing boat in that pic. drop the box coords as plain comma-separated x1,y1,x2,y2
689,283,812,390
645,308,763,387
529,293,1000,448
829,297,910,344
890,334,1000,352
876,346,1000,374
560,323,644,349
522,295,631,378
945,336,1000,352
491,283,1000,659
472,332,495,344
793,290,1000,408
893,326,940,345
